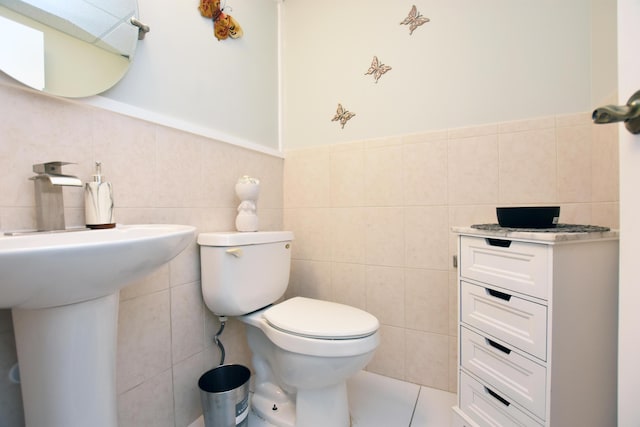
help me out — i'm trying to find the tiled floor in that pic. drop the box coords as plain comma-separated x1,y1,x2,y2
190,370,456,427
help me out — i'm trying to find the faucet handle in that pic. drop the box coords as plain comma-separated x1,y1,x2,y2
31,162,82,187
32,161,76,175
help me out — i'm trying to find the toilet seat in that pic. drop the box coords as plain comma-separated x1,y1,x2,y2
241,298,380,358
264,297,379,339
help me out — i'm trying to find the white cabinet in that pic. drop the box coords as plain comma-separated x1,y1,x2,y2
451,229,618,427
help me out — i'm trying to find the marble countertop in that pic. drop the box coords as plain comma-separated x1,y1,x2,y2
452,224,619,242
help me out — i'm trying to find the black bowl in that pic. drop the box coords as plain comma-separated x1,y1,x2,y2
496,206,560,229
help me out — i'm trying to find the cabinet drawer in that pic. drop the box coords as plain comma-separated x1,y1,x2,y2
461,327,546,420
459,371,543,427
461,281,547,361
459,236,549,300
452,406,477,427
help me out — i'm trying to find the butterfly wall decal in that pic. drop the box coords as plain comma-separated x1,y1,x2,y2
331,104,356,129
199,0,243,41
365,56,392,84
400,5,430,35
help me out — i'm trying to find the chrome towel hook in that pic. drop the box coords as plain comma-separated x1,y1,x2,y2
592,90,640,134
130,17,150,40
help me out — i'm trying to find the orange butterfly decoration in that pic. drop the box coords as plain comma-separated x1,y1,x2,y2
199,0,243,41
400,5,430,35
332,104,356,129
365,56,392,83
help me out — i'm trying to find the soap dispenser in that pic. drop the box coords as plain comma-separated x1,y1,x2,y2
84,161,115,229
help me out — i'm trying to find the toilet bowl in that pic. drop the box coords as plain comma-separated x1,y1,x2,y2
241,297,379,427
197,232,380,427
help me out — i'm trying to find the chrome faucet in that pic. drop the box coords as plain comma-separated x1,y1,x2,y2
30,162,82,231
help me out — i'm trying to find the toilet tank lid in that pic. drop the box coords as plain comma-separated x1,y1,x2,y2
197,231,294,247
264,297,379,339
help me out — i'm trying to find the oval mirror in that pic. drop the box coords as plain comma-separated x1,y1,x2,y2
0,0,143,98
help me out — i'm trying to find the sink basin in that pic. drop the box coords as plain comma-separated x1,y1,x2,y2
2,223,196,427
0,224,195,309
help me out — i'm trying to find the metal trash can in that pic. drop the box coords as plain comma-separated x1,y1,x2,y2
199,364,251,427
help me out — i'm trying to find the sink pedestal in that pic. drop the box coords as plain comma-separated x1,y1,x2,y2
1,224,196,426
12,292,120,427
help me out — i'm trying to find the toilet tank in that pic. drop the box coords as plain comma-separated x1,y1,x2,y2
197,231,294,316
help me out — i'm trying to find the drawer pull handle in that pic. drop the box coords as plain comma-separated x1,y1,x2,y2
487,288,512,301
485,387,511,407
485,238,512,248
487,339,512,355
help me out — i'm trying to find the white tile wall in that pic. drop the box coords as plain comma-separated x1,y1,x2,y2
283,113,619,393
0,79,619,426
0,81,283,427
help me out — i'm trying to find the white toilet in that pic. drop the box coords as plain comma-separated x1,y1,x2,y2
197,231,380,427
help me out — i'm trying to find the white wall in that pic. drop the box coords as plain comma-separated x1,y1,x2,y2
101,0,280,151
282,0,598,149
591,0,618,106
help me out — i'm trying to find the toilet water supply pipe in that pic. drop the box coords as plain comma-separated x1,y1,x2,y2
214,316,227,365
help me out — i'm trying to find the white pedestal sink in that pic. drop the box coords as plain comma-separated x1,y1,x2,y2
0,224,196,427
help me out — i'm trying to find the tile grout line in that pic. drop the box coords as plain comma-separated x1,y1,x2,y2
407,386,422,426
